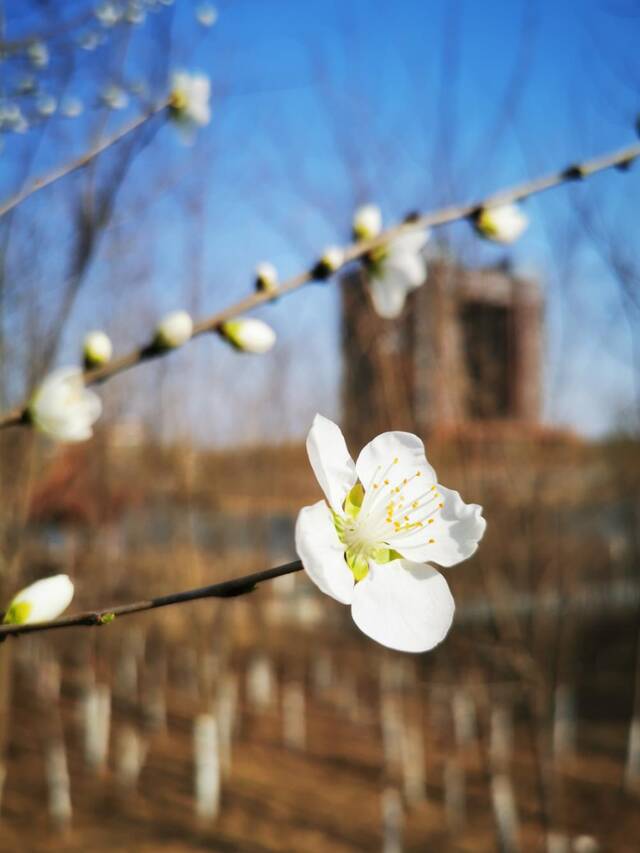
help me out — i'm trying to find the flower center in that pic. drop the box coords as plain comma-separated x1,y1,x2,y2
333,467,443,582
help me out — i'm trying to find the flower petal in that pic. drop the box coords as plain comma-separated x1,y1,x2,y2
368,266,412,319
295,500,354,604
394,485,486,566
351,559,454,652
306,414,356,512
356,430,436,492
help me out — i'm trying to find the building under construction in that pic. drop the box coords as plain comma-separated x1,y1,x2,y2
341,258,544,447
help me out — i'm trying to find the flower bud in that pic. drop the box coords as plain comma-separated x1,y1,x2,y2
255,262,279,294
473,203,528,244
3,575,74,625
221,318,276,353
313,246,344,279
352,204,382,241
155,310,193,349
83,330,113,367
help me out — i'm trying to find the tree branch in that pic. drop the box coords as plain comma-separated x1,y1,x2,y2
0,559,303,639
0,101,168,220
0,137,638,430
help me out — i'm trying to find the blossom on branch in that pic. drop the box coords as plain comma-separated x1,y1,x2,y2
29,367,102,442
473,202,528,244
313,246,344,279
154,310,193,349
83,330,113,367
352,203,383,241
352,205,429,318
221,318,276,353
168,71,211,139
3,575,74,625
255,261,279,294
295,415,486,652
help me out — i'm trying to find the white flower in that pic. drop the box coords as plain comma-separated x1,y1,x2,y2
155,310,193,348
221,318,276,353
295,415,486,652
83,330,113,366
196,3,218,27
3,575,74,625
168,71,211,137
474,203,528,244
95,2,121,27
29,367,102,442
255,261,279,293
26,40,49,69
364,229,429,319
101,84,129,110
352,204,382,241
60,96,83,118
125,2,145,25
36,95,57,117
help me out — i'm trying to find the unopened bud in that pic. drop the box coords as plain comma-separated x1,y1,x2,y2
353,204,382,241
220,318,276,353
83,330,113,368
154,310,193,349
255,261,279,294
313,246,344,279
3,575,74,625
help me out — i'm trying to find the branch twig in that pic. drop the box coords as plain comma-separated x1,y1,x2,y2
0,101,168,221
0,137,638,430
0,559,303,639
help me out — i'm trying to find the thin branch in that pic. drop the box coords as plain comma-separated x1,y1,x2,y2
0,101,168,220
0,137,638,430
0,559,303,639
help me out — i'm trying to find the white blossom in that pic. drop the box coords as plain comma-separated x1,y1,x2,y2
221,318,276,353
255,261,279,293
26,40,49,69
155,310,193,348
3,575,74,625
36,95,57,117
101,84,129,111
168,71,211,139
353,204,383,241
474,203,528,244
95,2,121,27
60,96,83,118
83,330,113,366
295,415,486,652
196,4,218,27
364,229,429,319
316,246,344,276
29,367,102,442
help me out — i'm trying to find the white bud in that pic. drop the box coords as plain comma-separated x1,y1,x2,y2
317,246,344,275
29,367,102,442
221,318,276,354
155,310,193,348
353,204,382,240
255,261,279,293
3,575,74,625
83,330,113,366
196,4,218,27
475,203,528,244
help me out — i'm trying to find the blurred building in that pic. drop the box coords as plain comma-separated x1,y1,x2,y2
341,258,543,446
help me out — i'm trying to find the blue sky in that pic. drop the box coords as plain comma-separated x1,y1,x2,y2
2,0,640,440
